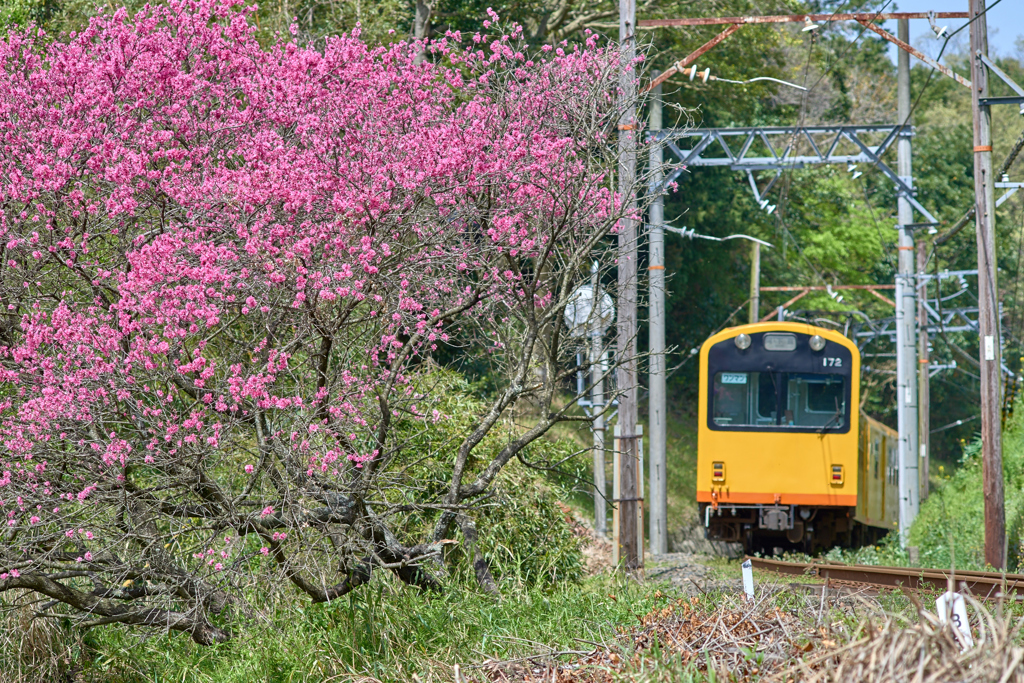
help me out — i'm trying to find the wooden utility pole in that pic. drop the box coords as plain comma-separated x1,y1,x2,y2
969,0,1005,569
616,0,641,573
917,242,930,500
648,76,667,556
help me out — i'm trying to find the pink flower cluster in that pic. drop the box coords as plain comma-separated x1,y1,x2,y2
0,0,618,581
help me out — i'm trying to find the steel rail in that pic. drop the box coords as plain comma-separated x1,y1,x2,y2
749,556,1024,598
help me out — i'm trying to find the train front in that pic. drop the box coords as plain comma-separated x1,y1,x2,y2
697,322,860,553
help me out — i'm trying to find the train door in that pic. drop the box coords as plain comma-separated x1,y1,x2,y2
869,432,884,521
884,436,899,529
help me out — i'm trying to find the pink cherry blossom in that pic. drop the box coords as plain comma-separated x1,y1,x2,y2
0,0,627,645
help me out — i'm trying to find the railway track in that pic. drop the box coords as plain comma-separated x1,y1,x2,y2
749,556,1024,599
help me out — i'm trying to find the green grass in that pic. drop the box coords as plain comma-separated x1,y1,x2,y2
70,572,669,683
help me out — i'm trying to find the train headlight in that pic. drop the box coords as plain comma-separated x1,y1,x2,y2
809,334,826,352
734,333,751,350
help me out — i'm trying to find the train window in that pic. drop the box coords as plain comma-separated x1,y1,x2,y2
756,372,778,421
711,371,848,432
711,372,750,426
712,372,781,426
807,377,844,412
785,373,846,428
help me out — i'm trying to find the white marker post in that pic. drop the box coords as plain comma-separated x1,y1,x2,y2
936,591,974,649
741,559,754,602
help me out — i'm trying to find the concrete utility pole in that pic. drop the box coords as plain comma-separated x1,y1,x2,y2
917,243,930,500
616,0,641,572
413,0,431,64
969,0,1005,569
749,243,761,324
894,18,919,545
590,264,607,538
648,76,667,557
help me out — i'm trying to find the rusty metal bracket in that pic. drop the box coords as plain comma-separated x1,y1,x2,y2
758,285,897,318
855,19,970,89
646,23,741,93
760,289,810,321
639,12,968,28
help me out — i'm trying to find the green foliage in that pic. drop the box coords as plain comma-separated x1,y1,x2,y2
818,528,908,567
386,368,587,587
467,457,587,586
908,409,1024,571
0,0,54,31
808,410,1024,572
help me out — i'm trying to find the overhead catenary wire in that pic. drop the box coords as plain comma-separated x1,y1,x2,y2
783,0,1009,268
659,2,902,293
909,0,1011,273
662,222,773,247
757,0,905,290
658,2,1013,391
930,414,980,434
639,297,752,398
833,1,1018,401
714,75,807,90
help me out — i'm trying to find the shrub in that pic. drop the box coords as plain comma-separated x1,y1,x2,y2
909,410,1024,570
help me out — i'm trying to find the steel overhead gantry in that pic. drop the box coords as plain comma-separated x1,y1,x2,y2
649,126,938,547
652,124,938,225
851,269,1014,373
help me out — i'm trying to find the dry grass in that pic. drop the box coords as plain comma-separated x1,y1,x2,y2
473,580,1024,683
0,591,83,683
785,592,1024,683
475,582,848,681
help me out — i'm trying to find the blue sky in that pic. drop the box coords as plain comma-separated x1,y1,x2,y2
878,0,1022,63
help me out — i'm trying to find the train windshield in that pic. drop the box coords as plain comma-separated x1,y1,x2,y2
712,371,846,430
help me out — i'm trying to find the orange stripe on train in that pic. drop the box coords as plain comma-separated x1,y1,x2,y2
696,491,857,506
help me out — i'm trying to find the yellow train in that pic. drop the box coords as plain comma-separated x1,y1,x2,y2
697,322,899,553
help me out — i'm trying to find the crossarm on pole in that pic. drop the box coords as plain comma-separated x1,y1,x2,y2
646,24,741,92
759,289,810,321
855,19,970,88
639,12,968,28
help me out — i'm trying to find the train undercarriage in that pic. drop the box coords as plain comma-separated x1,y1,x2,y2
700,503,888,555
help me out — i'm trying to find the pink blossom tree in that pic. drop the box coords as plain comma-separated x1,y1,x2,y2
0,0,641,643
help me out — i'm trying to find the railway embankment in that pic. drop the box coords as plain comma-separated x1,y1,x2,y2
483,550,1024,681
